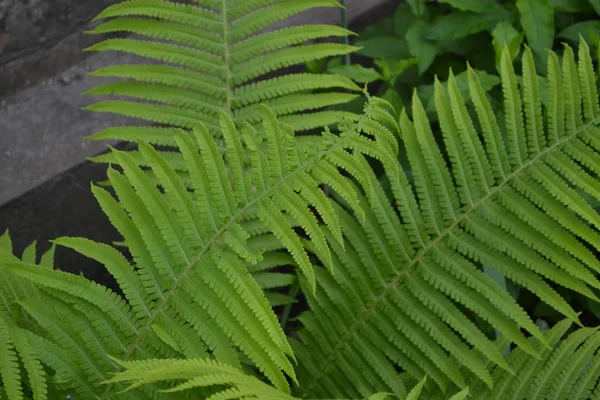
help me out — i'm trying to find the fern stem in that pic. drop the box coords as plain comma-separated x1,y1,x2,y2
222,0,233,114
280,276,300,333
340,0,350,65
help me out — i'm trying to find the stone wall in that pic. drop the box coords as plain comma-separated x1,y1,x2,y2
0,0,118,97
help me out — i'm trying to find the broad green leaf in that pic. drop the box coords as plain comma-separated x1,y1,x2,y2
407,21,438,74
517,0,554,70
327,64,383,83
588,0,600,14
394,4,416,38
558,20,600,44
425,8,511,41
406,0,427,16
551,0,591,12
360,17,395,41
375,58,419,83
355,36,410,59
438,0,488,12
437,32,491,56
492,22,524,71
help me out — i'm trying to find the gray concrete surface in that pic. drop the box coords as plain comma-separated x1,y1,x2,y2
0,51,144,205
0,0,392,207
0,0,119,97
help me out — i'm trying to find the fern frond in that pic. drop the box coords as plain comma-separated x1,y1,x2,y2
295,40,600,398
108,357,442,400
465,319,600,399
108,357,297,398
0,234,56,400
0,316,22,400
1,105,391,398
85,0,360,147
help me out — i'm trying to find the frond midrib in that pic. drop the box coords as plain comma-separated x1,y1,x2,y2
99,114,369,399
221,0,233,114
302,114,600,396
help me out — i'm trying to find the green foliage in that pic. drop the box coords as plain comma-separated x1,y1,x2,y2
294,41,600,398
3,0,600,399
328,0,600,121
471,319,600,398
83,0,361,147
0,100,396,399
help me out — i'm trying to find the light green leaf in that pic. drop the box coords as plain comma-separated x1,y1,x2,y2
328,64,383,83
355,36,410,59
406,0,427,16
551,0,590,12
0,231,12,253
517,0,554,70
425,7,511,41
266,292,296,307
407,21,438,75
492,22,524,71
448,387,470,400
405,376,427,400
558,20,600,44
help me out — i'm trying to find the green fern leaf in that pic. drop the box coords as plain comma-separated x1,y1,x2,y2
1,105,390,398
467,319,600,399
0,317,22,400
85,0,360,148
294,40,600,398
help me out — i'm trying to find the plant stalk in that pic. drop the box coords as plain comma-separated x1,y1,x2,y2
340,0,351,65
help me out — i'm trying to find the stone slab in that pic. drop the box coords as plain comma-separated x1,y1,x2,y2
0,0,119,97
0,50,146,205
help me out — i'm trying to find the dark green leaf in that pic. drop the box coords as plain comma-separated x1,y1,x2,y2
379,86,404,114
517,0,554,70
327,64,383,83
437,32,491,56
425,7,511,41
551,0,591,12
355,36,410,59
394,4,415,38
407,21,439,74
375,58,419,83
588,0,600,14
558,20,600,44
359,17,395,41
